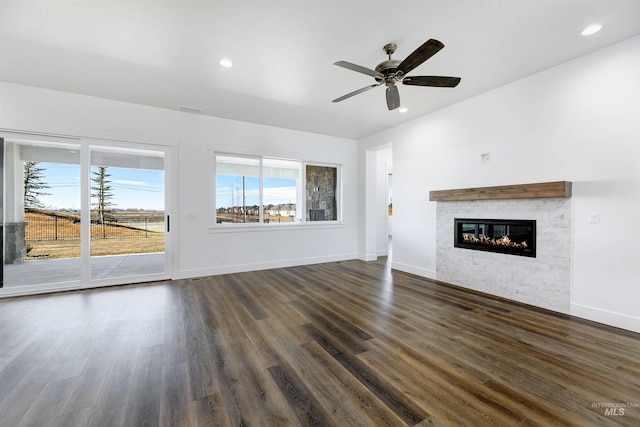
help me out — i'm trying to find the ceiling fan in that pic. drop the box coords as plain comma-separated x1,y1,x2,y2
332,39,461,110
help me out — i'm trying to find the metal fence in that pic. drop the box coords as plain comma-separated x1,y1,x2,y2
25,215,165,241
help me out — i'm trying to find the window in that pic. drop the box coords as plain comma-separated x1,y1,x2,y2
215,155,261,223
305,165,338,221
262,158,301,223
215,154,338,225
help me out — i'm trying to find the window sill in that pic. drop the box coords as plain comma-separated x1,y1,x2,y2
207,221,346,234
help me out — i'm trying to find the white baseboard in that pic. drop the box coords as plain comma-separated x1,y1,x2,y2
571,303,640,333
357,253,378,262
176,252,357,280
390,261,437,280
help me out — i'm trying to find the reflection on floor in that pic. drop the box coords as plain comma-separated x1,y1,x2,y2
3,253,164,287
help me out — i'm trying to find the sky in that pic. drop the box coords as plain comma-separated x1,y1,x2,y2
36,163,164,211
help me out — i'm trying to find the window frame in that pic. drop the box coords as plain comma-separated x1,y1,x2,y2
262,157,303,224
212,153,341,228
304,163,340,222
214,153,262,225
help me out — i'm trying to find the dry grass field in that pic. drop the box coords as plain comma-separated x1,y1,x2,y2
24,211,165,260
25,235,165,260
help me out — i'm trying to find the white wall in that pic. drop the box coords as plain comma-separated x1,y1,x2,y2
0,82,358,279
359,35,640,332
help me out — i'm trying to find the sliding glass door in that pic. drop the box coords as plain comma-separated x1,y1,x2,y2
1,134,172,295
1,137,82,291
89,145,167,281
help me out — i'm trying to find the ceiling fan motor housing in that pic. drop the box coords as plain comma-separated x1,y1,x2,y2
375,60,402,85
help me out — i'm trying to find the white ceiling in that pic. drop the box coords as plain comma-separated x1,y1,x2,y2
1,1,639,140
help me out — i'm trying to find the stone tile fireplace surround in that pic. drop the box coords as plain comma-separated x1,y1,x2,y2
431,182,572,314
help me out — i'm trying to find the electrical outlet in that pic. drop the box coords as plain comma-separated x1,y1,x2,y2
588,212,600,224
481,153,491,164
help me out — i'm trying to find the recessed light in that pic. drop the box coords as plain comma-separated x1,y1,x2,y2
581,24,602,36
399,107,408,113
220,58,233,68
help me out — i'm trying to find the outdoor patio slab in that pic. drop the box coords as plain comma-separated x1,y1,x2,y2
3,253,164,288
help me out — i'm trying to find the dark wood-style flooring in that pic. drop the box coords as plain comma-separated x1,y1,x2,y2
1,258,639,426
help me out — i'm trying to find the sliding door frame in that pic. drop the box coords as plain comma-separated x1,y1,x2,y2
81,138,175,289
0,130,176,296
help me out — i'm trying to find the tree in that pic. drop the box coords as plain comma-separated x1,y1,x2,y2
91,166,116,238
24,161,50,209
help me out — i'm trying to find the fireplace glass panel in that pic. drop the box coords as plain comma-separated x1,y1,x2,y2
454,218,536,257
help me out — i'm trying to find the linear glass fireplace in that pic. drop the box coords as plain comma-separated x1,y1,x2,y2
454,218,536,257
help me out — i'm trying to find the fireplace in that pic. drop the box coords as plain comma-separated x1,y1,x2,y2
454,218,536,257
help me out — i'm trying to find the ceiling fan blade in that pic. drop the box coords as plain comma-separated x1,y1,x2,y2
398,39,444,75
403,76,461,87
332,84,381,103
386,85,400,110
334,61,383,78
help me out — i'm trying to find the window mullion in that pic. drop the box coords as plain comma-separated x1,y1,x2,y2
301,163,307,223
259,157,264,224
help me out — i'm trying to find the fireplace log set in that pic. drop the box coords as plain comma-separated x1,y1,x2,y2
462,233,528,248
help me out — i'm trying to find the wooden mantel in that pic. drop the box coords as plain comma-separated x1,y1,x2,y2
429,181,572,202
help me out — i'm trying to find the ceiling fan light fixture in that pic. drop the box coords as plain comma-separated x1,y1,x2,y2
581,24,602,36
220,58,233,68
